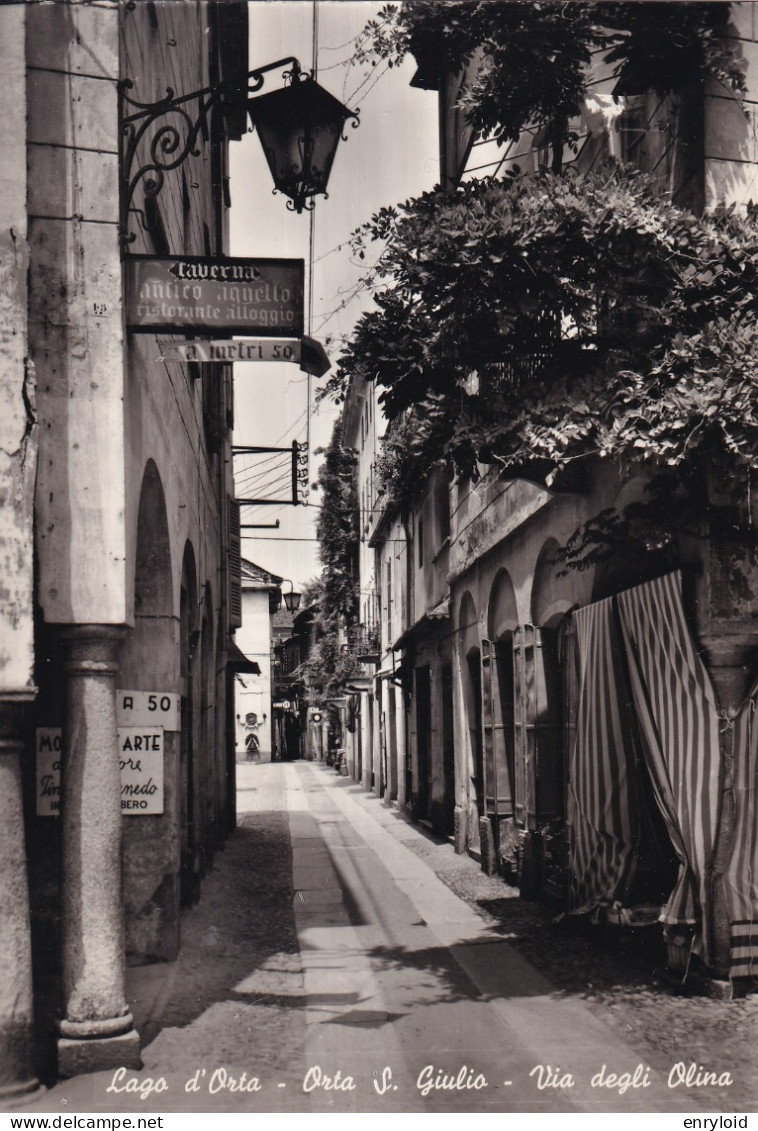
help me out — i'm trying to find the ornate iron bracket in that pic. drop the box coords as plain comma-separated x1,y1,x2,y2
233,440,307,507
118,57,303,248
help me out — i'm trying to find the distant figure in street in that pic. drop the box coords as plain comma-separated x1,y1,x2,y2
283,710,301,761
245,730,260,760
244,711,261,761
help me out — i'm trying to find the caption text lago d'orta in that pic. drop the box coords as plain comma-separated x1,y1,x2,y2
104,1060,738,1101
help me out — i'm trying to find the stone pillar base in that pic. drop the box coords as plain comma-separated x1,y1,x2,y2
519,830,544,899
479,816,498,876
0,1078,45,1109
453,806,467,854
0,703,39,1102
57,1030,141,1078
707,978,735,1003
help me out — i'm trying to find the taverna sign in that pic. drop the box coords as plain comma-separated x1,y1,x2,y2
125,255,304,336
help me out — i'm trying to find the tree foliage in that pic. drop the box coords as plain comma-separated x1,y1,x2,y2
329,0,757,567
331,168,758,502
357,2,744,164
315,415,360,626
304,416,361,700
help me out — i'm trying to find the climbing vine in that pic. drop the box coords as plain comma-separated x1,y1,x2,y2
304,416,361,700
321,1,756,563
329,168,758,511
356,2,744,167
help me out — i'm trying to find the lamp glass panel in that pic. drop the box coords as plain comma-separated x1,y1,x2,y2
248,78,350,205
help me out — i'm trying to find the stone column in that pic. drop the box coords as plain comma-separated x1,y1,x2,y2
0,702,40,1105
57,626,141,1076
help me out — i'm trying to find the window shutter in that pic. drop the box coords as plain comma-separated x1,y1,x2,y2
513,625,536,829
494,639,515,816
533,626,562,822
514,624,564,830
481,639,496,815
481,639,514,816
228,498,242,629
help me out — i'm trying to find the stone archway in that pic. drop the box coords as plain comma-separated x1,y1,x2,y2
485,569,518,876
179,541,200,907
119,460,179,961
458,592,483,853
198,582,216,871
526,538,577,898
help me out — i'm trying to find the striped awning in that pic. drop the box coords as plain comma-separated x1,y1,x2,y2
568,572,721,962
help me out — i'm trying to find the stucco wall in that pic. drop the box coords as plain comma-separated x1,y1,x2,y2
235,588,273,756
705,4,758,206
0,5,35,698
28,3,126,625
23,0,239,966
115,2,234,958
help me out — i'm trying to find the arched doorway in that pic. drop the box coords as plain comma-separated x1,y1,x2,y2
414,665,432,822
530,539,572,830
198,583,215,871
485,569,518,878
523,539,575,899
458,592,483,854
119,460,178,960
179,542,200,907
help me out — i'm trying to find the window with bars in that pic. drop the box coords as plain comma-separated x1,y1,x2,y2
482,305,562,395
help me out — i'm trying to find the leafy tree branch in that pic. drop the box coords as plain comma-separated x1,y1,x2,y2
356,2,744,167
331,168,758,502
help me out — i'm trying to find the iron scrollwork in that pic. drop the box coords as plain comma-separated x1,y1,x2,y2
296,441,309,503
118,57,302,247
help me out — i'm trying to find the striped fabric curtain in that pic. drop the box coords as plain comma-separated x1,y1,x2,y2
725,686,758,976
616,572,720,961
567,596,637,914
568,572,722,963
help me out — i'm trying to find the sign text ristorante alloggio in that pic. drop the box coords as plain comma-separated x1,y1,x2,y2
125,256,305,337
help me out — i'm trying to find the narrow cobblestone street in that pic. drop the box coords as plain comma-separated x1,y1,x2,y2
28,761,758,1115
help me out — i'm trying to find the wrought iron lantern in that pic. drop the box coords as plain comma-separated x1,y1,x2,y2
119,57,358,245
247,60,359,213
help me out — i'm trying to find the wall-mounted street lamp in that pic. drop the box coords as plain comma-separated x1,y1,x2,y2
119,56,359,245
281,580,302,615
247,60,359,215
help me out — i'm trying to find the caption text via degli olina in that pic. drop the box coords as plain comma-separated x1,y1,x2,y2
103,1060,736,1101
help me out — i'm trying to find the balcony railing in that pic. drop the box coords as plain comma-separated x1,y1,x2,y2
346,625,381,662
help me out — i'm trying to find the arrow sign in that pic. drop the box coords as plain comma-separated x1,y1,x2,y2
167,338,300,364
163,336,331,376
300,335,331,378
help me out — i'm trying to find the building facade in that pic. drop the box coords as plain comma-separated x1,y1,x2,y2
0,0,248,1093
234,559,281,760
340,2,758,991
341,374,383,789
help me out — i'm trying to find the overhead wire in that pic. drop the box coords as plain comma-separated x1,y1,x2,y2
236,471,291,495
239,1,320,550
304,0,318,497
241,2,370,551
235,449,291,475
235,450,287,473
235,463,292,493
238,474,292,498
345,59,392,108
